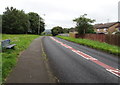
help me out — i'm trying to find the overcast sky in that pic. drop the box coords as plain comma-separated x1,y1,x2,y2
0,0,120,29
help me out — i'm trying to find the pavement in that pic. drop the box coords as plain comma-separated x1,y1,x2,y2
6,36,56,83
43,36,120,83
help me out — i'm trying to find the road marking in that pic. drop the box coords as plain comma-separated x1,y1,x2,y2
106,69,120,77
50,37,120,77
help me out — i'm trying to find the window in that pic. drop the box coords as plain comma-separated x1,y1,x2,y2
104,28,107,31
119,27,120,31
97,29,100,31
116,27,120,31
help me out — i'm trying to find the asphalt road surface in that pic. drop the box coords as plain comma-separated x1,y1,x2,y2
43,36,120,83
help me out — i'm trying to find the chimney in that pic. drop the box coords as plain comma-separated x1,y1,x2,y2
118,1,120,22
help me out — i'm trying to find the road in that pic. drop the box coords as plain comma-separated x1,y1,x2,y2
43,36,120,83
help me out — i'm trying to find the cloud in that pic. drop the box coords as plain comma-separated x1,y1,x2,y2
0,0,119,29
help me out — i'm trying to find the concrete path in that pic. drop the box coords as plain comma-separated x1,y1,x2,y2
6,37,56,83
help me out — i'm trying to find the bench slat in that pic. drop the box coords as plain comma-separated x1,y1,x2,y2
1,39,16,49
6,44,16,49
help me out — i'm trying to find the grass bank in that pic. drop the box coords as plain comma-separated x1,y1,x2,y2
57,36,120,56
1,34,39,82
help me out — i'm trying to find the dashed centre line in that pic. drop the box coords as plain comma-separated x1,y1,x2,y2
50,37,120,77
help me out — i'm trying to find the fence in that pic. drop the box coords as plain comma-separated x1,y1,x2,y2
70,33,120,47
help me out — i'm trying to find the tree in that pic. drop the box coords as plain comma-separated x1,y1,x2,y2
2,7,45,34
73,14,95,34
28,12,45,34
28,12,39,34
51,26,63,36
63,28,70,33
2,7,30,34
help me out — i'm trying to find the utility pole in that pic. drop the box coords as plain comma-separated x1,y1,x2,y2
38,16,40,35
38,14,45,35
118,1,120,22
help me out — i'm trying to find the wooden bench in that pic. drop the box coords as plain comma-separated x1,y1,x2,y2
1,39,16,49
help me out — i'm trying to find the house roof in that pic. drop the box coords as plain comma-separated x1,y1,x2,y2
69,28,78,32
115,22,120,28
94,24,103,29
94,22,118,29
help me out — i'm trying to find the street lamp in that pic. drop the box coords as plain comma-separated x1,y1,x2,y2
118,1,120,22
38,14,45,35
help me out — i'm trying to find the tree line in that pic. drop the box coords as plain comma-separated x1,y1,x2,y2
51,14,95,36
0,15,2,33
2,7,45,34
51,26,70,36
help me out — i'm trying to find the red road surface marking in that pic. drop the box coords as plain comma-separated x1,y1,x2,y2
50,37,120,77
106,69,120,77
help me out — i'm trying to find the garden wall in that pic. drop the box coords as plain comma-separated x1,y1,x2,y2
71,33,120,47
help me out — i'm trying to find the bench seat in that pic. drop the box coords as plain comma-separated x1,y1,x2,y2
1,39,16,49
6,44,16,49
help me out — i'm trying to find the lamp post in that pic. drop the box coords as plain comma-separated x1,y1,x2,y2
38,14,45,35
38,16,40,35
118,1,120,22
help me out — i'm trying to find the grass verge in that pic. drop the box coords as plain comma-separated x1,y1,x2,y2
57,36,120,56
1,34,39,82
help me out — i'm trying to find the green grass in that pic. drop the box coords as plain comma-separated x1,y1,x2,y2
1,34,39,82
57,36,120,56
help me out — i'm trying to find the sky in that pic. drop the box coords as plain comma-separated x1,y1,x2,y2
0,0,120,29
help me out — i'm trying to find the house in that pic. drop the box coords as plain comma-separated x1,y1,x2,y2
115,23,120,32
94,22,120,34
69,28,78,38
69,28,78,32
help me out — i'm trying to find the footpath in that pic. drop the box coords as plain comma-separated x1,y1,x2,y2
6,36,56,83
